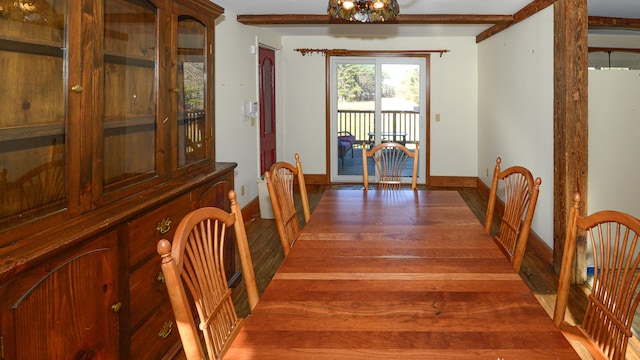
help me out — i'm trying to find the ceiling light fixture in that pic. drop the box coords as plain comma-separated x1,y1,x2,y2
327,0,400,23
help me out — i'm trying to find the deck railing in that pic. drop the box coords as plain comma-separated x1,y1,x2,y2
336,110,420,147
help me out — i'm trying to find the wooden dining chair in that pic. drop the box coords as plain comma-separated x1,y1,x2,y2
484,157,541,272
264,153,310,256
157,190,258,360
362,142,418,190
553,192,640,360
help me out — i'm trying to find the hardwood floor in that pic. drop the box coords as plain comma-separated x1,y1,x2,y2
225,184,638,359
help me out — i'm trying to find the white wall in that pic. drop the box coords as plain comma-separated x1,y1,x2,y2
216,11,480,204
589,33,640,70
588,69,640,217
590,33,640,48
477,6,555,247
214,12,281,207
215,8,640,258
587,33,640,218
280,36,479,177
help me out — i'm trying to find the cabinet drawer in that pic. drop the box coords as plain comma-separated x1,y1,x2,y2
130,256,170,328
130,302,181,360
128,193,192,268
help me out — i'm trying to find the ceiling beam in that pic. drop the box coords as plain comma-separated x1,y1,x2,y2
476,0,558,43
589,16,640,31
236,14,513,26
588,46,640,54
234,10,640,37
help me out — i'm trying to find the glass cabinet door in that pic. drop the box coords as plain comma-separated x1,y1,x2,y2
176,16,207,168
102,0,158,192
0,0,67,220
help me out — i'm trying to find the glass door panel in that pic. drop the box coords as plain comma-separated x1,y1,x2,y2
0,0,67,219
103,0,157,189
176,16,206,168
336,62,375,177
380,63,420,178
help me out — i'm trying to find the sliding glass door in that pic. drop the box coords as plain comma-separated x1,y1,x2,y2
330,56,427,184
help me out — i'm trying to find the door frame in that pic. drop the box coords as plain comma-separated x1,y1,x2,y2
259,46,277,175
325,51,430,185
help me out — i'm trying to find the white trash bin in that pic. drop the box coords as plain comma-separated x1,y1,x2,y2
256,177,275,219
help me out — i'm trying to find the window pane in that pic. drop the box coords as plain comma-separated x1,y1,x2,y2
380,64,420,145
263,58,273,134
336,63,375,176
380,63,420,178
177,17,206,167
103,0,157,187
0,0,67,219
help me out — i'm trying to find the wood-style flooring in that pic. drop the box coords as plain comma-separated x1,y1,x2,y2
209,185,640,359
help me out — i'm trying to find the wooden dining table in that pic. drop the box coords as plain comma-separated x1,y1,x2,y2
224,190,580,359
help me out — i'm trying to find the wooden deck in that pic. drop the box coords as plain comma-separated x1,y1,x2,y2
338,146,415,177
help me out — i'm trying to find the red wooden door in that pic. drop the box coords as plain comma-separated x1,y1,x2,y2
259,47,276,175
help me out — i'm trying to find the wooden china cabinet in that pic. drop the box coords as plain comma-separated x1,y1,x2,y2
0,0,232,358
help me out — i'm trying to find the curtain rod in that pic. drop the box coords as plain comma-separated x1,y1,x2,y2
294,48,450,57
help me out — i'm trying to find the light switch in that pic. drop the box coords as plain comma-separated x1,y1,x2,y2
435,114,441,122
243,100,257,122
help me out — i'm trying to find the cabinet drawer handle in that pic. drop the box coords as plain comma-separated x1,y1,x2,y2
157,272,166,283
111,302,122,313
159,321,173,338
71,84,83,93
156,218,171,234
